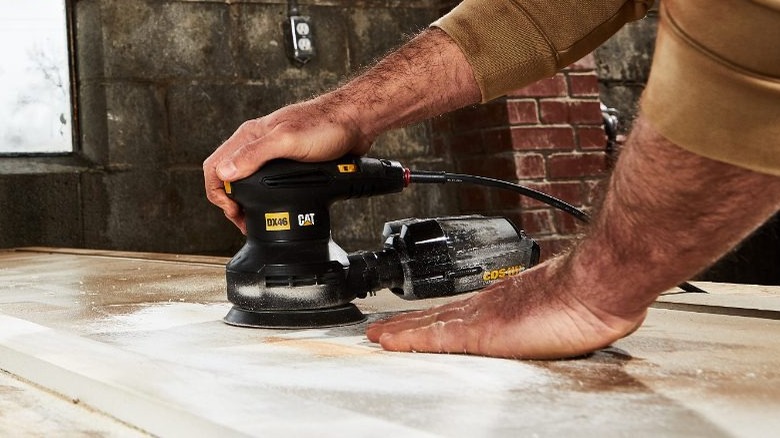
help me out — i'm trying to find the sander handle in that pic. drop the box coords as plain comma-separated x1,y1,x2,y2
227,156,406,240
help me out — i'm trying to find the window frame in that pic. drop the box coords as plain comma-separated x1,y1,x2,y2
0,0,80,160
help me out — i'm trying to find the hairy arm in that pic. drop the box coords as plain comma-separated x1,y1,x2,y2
203,29,479,232
367,118,780,358
333,28,481,141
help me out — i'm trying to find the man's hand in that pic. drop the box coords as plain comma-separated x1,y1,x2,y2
202,97,372,233
366,259,645,359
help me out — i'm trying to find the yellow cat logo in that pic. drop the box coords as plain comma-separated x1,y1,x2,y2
298,213,316,227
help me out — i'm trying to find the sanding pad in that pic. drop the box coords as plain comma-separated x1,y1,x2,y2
223,304,366,329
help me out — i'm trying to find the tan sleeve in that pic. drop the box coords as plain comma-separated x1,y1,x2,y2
641,0,780,176
432,0,653,102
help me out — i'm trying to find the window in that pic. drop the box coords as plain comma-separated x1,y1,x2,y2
0,0,73,154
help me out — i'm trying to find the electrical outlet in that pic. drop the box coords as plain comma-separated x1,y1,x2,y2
289,15,314,65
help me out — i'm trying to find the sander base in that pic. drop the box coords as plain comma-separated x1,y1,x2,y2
223,304,366,329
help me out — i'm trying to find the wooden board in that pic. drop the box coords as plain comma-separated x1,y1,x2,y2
0,248,778,437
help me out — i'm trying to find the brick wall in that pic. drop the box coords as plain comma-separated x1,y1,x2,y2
432,55,610,260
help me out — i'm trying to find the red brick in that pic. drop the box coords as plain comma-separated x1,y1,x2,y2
430,114,451,133
458,154,517,181
548,152,609,179
480,101,510,125
514,153,546,179
448,109,476,134
554,208,585,234
431,137,447,156
449,131,484,155
568,73,600,97
481,128,514,153
508,74,568,97
516,181,584,209
458,186,491,211
457,156,487,176
564,54,597,71
511,126,575,150
540,100,601,124
507,100,539,125
584,178,609,205
520,209,555,235
492,190,522,209
577,126,607,150
538,100,569,124
568,101,603,124
450,102,509,132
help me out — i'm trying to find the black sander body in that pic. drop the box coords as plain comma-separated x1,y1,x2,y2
223,156,540,328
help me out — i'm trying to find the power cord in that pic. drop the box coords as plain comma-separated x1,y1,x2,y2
409,169,706,293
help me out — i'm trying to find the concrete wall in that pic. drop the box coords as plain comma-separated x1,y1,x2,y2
594,8,659,135
0,0,456,255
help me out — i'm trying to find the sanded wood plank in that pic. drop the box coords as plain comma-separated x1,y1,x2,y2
0,313,432,437
1,249,778,437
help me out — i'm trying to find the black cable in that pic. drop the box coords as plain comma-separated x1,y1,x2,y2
676,282,707,293
410,170,590,223
409,169,706,294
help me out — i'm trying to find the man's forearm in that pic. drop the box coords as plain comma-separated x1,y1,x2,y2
323,28,481,142
565,119,780,322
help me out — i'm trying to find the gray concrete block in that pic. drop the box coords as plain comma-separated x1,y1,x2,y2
81,169,172,252
79,170,110,249
166,169,245,256
100,0,234,79
74,0,106,81
347,7,437,69
167,82,287,166
330,197,377,252
233,2,288,80
371,123,430,159
104,83,168,166
77,83,109,165
0,174,83,249
234,4,350,90
82,168,243,255
594,14,657,135
595,17,658,83
167,83,247,166
372,184,459,223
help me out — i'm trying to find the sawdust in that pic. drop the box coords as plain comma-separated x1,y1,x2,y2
263,336,379,358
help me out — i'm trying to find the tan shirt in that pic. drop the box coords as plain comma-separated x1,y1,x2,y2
433,0,654,102
434,0,780,175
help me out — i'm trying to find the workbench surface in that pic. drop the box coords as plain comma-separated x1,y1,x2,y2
1,248,778,437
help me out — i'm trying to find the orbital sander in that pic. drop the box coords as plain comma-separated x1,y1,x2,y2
220,155,594,329
221,155,705,329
